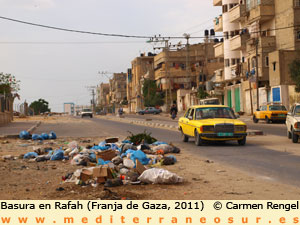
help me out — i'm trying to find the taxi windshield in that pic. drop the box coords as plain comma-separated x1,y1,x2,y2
295,106,300,116
269,105,286,111
195,107,236,120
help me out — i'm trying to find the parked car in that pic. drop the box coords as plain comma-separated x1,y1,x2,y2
286,103,300,143
138,107,162,115
253,103,288,123
178,105,247,146
80,108,93,118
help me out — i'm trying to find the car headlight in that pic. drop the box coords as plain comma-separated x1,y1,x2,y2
202,126,215,132
235,125,247,132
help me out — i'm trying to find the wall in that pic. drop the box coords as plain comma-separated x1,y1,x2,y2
0,97,13,125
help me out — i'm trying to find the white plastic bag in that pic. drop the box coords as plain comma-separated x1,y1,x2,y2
123,158,135,169
138,168,183,184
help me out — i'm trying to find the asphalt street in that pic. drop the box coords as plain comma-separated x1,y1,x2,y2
35,116,300,187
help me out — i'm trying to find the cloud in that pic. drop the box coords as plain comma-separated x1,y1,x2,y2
0,0,55,10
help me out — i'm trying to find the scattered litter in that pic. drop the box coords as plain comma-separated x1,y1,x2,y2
138,168,183,184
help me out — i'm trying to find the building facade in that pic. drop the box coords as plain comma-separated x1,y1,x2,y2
213,0,300,114
97,83,110,107
109,73,127,110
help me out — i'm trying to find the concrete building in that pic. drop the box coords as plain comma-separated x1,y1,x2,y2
109,73,127,111
127,54,155,113
63,102,75,115
0,94,13,125
213,0,300,113
97,83,110,107
154,42,223,112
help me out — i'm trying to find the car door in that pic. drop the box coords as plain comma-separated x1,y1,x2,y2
186,108,195,136
180,108,191,135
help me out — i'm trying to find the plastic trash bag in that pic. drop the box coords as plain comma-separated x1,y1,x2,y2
91,145,109,151
19,130,30,140
41,133,49,140
50,149,65,160
24,152,38,159
123,158,135,169
97,158,111,165
152,144,173,154
68,141,78,150
130,150,150,165
32,134,43,140
49,131,57,139
98,141,106,146
138,168,183,184
152,141,168,146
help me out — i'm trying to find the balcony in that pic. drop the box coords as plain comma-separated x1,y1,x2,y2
214,42,224,58
214,15,223,32
248,4,275,23
246,36,276,52
229,34,250,51
229,4,246,23
213,0,222,6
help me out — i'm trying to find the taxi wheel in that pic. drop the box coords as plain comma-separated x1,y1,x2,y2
194,130,202,146
265,116,271,124
253,115,258,123
181,129,189,142
292,129,299,143
238,136,246,146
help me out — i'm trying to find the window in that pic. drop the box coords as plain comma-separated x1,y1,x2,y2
225,59,230,67
273,62,276,71
295,0,300,7
185,108,191,118
297,31,300,40
224,32,229,40
231,58,236,66
223,4,228,13
265,56,269,67
189,109,195,119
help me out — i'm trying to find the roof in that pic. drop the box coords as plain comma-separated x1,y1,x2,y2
189,105,229,109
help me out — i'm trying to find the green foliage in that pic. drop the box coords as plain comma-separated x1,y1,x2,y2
142,79,164,107
289,59,300,92
127,130,157,145
29,98,51,115
197,87,209,99
0,73,20,94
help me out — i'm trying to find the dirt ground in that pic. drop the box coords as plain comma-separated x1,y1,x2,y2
1,135,300,200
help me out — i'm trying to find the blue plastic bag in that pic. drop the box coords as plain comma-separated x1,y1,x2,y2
49,131,57,140
130,150,150,165
19,130,30,140
122,140,131,144
97,158,111,165
152,141,168,146
89,153,96,162
41,133,49,140
50,149,64,160
24,152,38,159
32,134,43,140
91,145,109,151
98,141,106,146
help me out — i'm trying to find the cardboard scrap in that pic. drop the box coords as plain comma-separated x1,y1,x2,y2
105,137,119,143
95,150,116,161
136,159,146,175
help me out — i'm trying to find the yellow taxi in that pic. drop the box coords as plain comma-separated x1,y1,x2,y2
178,105,247,146
253,103,288,124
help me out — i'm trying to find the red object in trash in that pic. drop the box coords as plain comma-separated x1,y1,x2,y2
120,175,126,180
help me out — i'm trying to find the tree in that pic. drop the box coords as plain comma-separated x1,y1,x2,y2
289,59,300,92
197,86,209,99
30,99,51,115
142,79,164,107
0,73,20,94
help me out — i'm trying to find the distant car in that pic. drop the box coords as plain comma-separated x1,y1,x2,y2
253,103,288,124
286,103,300,143
179,105,247,146
80,108,93,118
138,107,162,115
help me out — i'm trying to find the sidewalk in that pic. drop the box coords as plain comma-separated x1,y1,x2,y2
0,120,41,137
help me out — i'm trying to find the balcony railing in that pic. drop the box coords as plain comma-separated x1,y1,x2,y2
246,36,276,52
229,4,246,23
213,0,222,6
229,34,250,51
214,42,224,58
247,4,275,23
214,15,223,32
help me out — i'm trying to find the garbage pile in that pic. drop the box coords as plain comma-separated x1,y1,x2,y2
21,131,183,186
19,130,57,140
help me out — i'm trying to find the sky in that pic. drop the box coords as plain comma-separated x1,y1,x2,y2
0,0,221,112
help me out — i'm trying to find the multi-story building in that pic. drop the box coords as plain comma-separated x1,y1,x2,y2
154,42,223,111
213,0,300,113
63,102,75,115
97,83,110,107
127,53,155,113
109,73,127,107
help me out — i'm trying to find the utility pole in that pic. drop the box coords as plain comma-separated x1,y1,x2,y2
184,33,191,78
255,38,259,110
86,86,96,113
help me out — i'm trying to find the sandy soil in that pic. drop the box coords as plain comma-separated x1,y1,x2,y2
1,136,300,200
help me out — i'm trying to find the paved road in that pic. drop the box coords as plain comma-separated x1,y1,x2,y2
124,113,287,137
35,117,300,187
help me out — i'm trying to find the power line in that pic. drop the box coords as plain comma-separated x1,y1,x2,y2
0,41,145,44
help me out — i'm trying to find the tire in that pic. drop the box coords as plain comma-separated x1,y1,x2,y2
287,130,292,139
180,128,189,142
265,116,271,124
238,136,246,146
194,130,202,146
154,112,158,115
253,115,258,123
292,129,299,143
90,115,93,118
